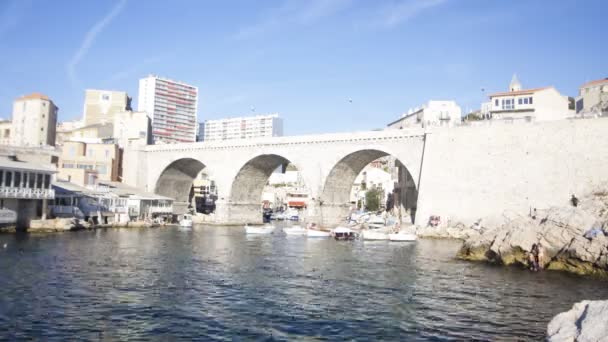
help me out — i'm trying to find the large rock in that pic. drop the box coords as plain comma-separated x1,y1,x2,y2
547,300,608,341
457,198,608,276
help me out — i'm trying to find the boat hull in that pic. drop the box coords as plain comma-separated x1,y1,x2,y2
388,233,417,241
245,225,275,234
283,226,307,235
306,229,331,238
362,230,389,240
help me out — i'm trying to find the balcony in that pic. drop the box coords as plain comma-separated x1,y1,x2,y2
0,187,55,199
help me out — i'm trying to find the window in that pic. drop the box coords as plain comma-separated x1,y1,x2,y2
524,98,529,105
518,98,523,105
0,170,3,185
37,174,43,189
501,99,515,110
102,94,110,101
5,171,12,187
62,163,74,169
29,173,35,188
494,99,499,106
44,174,50,189
96,165,107,174
14,172,21,187
529,97,533,104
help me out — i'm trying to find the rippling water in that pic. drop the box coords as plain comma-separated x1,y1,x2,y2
1,225,607,340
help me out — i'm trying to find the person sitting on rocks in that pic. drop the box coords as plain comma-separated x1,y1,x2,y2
536,243,545,270
570,194,579,207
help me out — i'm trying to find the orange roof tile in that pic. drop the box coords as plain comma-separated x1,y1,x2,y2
581,78,608,88
489,87,551,98
16,92,50,101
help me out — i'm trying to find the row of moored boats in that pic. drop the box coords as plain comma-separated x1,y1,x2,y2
244,223,416,241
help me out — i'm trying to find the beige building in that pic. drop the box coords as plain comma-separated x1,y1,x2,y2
575,78,608,116
58,141,120,186
112,111,152,147
11,93,58,147
488,75,573,122
0,120,11,145
83,89,131,126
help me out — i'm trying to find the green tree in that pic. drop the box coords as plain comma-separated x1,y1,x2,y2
365,188,382,211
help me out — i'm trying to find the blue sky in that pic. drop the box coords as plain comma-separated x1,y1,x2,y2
0,0,606,135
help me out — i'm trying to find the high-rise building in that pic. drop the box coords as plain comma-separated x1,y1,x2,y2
83,89,131,126
203,114,283,142
11,93,58,147
137,75,198,144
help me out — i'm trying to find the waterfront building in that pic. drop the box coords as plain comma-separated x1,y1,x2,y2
83,89,131,126
575,78,608,116
11,93,58,147
58,141,121,186
387,101,462,129
203,114,283,142
0,154,56,228
0,120,11,145
51,180,173,224
350,165,394,207
138,75,198,144
487,75,574,122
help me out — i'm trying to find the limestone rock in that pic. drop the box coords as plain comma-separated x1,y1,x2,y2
547,300,608,342
457,193,608,276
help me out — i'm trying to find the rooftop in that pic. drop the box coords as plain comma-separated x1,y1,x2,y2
0,155,56,173
489,87,551,97
16,93,50,101
581,78,608,88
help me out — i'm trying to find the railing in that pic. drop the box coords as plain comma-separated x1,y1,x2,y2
0,187,55,199
149,205,173,214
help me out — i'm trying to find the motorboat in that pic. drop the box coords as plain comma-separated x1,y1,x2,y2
388,232,417,241
179,214,193,228
283,225,307,235
361,229,389,240
367,215,386,229
333,226,356,241
307,229,331,238
244,223,275,234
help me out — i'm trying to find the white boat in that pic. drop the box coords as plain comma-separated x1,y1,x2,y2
361,229,389,240
333,226,356,240
0,208,17,226
367,216,386,229
388,232,417,241
306,228,331,238
244,224,275,234
179,214,193,228
283,225,307,235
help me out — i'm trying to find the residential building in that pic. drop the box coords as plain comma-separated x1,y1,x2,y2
196,122,205,142
387,101,462,129
59,123,114,145
112,111,152,147
11,93,58,147
350,165,394,207
575,78,608,116
0,120,11,145
203,114,283,141
58,141,120,186
138,75,198,144
56,119,84,146
83,89,131,126
0,154,56,228
487,75,574,122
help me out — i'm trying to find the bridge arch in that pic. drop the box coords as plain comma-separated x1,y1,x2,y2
228,153,308,224
154,157,206,214
319,148,418,227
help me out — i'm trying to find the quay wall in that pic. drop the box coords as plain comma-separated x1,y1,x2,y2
416,118,608,225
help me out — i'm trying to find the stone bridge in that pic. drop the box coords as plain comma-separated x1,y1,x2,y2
124,129,427,226
124,119,608,228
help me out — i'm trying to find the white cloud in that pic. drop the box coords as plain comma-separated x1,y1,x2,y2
380,0,448,28
233,0,352,40
66,0,127,87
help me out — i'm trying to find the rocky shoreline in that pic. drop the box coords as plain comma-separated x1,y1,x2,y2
547,300,608,341
455,190,608,277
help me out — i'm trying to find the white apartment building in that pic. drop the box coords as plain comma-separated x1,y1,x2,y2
11,93,58,147
138,75,198,144
202,114,283,142
387,101,461,129
83,89,131,126
487,75,573,122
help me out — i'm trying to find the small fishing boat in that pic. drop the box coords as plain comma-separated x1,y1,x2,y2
244,223,275,234
307,229,331,237
361,229,389,240
283,225,307,235
333,227,356,241
388,232,417,241
179,214,193,228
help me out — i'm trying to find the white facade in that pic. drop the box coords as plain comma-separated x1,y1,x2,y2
202,114,283,142
488,76,573,122
11,93,58,147
0,120,11,145
113,111,152,148
387,101,462,129
137,75,198,144
350,166,395,204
